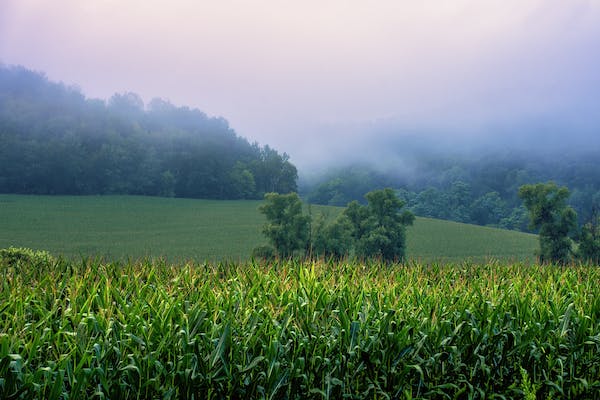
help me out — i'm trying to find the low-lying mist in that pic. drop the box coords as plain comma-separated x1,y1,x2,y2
298,118,599,230
296,115,600,183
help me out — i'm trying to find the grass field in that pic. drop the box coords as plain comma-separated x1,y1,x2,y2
1,258,598,398
0,194,538,262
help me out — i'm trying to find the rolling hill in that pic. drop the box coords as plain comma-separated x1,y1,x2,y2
0,194,538,262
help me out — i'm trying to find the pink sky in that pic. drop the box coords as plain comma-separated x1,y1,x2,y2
1,0,599,167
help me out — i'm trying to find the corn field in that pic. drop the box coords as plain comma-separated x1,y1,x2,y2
1,258,599,399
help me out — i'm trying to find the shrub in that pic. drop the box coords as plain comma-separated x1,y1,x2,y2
0,246,56,269
250,245,276,261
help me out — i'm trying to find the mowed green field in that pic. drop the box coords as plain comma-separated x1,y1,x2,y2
0,194,538,262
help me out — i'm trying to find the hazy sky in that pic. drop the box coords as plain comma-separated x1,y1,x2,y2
1,0,599,168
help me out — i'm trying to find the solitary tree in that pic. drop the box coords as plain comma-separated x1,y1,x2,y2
344,188,415,262
518,182,578,264
258,192,310,258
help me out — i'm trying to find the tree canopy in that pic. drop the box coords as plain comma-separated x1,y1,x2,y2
577,209,600,264
258,189,414,262
258,192,311,258
518,182,578,264
345,188,415,261
0,64,297,199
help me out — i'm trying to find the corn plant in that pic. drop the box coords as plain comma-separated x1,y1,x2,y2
1,256,598,398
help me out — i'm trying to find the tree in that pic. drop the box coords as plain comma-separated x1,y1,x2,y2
470,191,507,226
258,192,310,258
412,187,447,220
447,181,472,222
251,146,298,195
498,205,529,232
311,213,353,259
344,188,415,262
343,200,372,243
518,182,578,264
578,208,600,263
229,162,256,199
108,92,145,117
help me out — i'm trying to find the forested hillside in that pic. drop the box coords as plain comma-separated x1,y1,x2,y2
303,143,600,231
0,65,297,199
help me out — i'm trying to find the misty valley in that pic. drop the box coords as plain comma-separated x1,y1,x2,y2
2,65,599,234
1,64,599,399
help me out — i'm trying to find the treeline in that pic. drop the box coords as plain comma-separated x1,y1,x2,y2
519,182,599,264
258,184,600,265
0,65,297,199
304,151,600,231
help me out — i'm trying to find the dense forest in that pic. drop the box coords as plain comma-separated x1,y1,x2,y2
0,65,297,199
302,144,600,231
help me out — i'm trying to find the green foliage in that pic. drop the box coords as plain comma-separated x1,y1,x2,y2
499,205,530,231
306,167,392,206
345,188,415,261
229,162,256,199
518,367,541,400
470,191,508,226
0,65,297,199
252,146,298,196
258,192,311,258
519,182,578,264
578,212,600,263
250,245,276,261
311,189,416,261
1,260,598,398
342,200,372,240
0,246,55,269
311,213,353,259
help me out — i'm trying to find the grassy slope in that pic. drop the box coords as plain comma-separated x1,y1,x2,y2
407,217,538,263
0,194,538,262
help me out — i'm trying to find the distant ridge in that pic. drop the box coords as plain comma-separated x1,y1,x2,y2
0,64,297,199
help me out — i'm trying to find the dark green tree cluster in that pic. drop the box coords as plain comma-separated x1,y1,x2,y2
342,189,415,261
258,193,311,258
311,212,354,260
518,183,578,264
518,182,600,264
0,65,296,198
256,189,414,262
578,210,600,264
